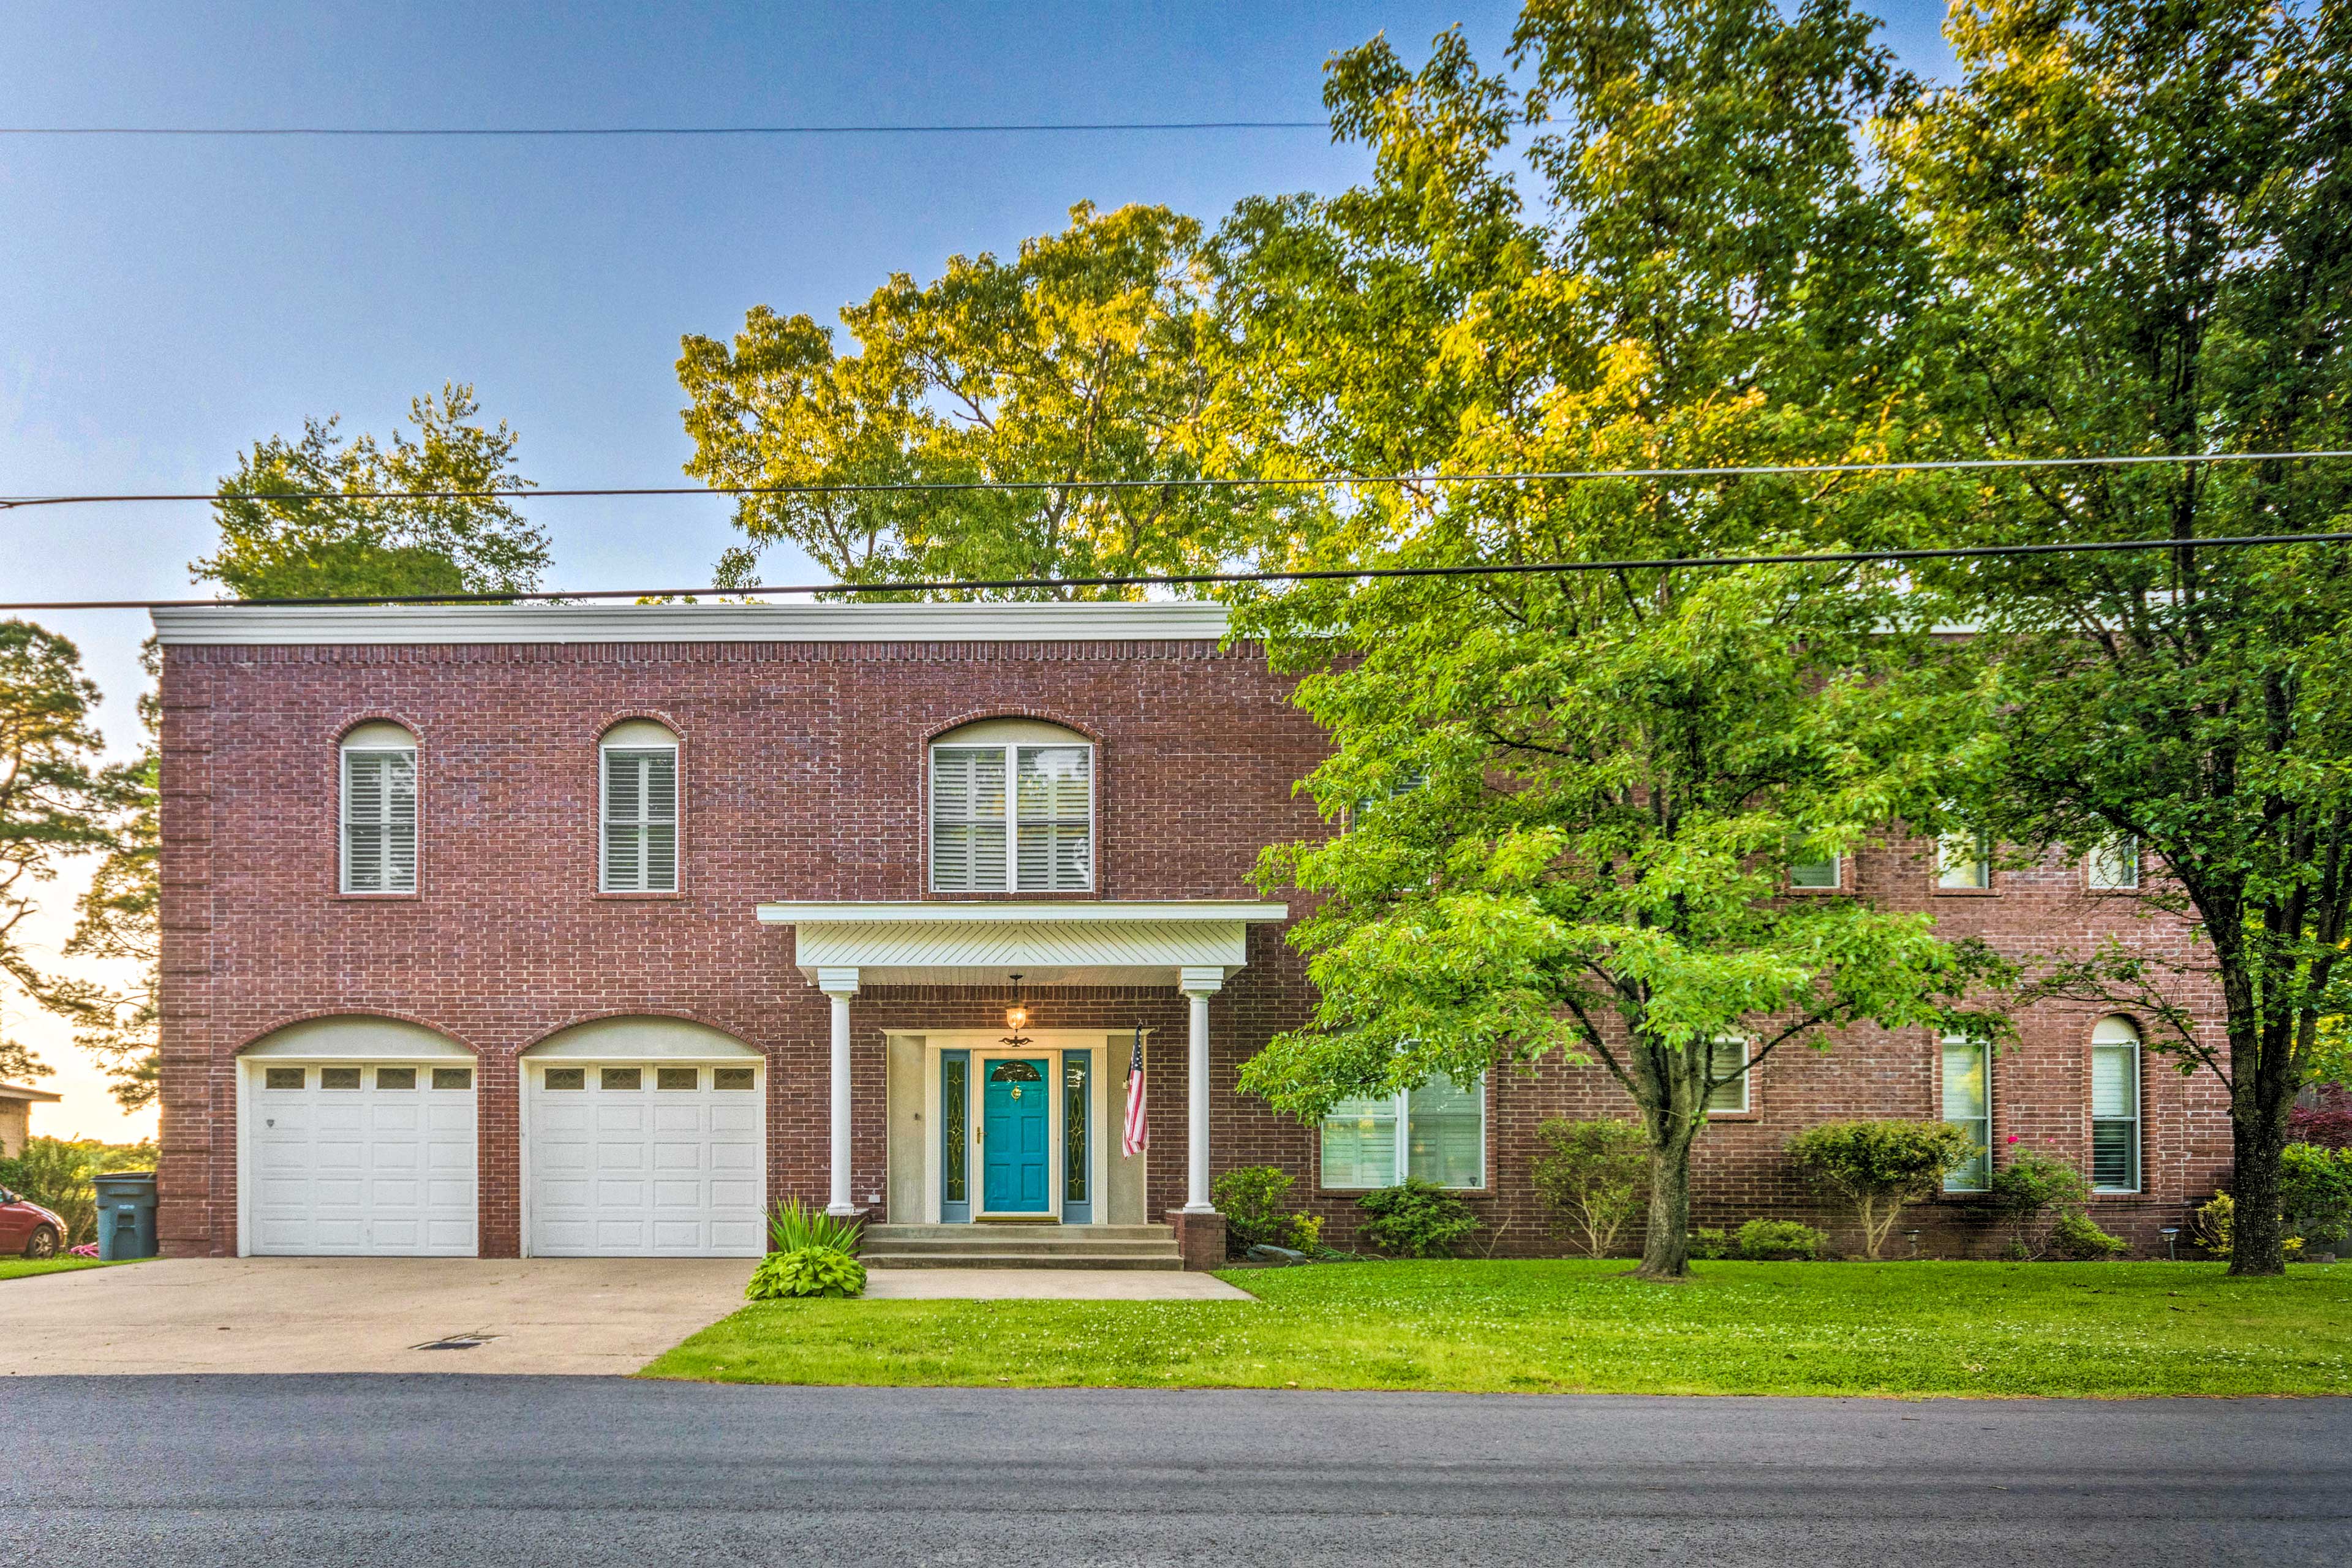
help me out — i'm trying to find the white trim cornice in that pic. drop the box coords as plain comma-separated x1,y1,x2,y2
151,600,1233,647
757,900,1288,925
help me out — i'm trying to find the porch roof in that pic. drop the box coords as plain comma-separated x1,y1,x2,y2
754,900,1291,989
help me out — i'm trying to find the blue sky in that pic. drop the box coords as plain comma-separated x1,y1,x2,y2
0,1,1959,1136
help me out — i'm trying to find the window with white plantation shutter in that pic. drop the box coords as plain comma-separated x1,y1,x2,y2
930,739,1091,892
932,747,1009,891
2090,1016,2141,1193
602,745,679,892
1705,1038,1752,1113
1318,1077,1487,1189
341,742,418,893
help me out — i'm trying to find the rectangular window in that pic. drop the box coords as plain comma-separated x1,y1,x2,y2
431,1068,473,1091
318,1066,362,1090
1937,827,1992,889
375,1066,417,1090
342,748,418,893
931,744,1092,892
602,747,679,892
1941,1035,1991,1193
2087,837,2139,891
2091,1039,2141,1192
600,1066,643,1091
1705,1039,1751,1114
1319,1078,1486,1189
713,1067,755,1091
656,1066,699,1090
1789,854,1841,889
543,1067,586,1090
264,1066,306,1090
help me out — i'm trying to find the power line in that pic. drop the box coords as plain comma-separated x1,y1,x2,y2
5,448,2350,512
0,120,1327,138
5,529,2348,614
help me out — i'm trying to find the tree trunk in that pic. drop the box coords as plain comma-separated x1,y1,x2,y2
1634,1131,1697,1280
2228,1069,2294,1276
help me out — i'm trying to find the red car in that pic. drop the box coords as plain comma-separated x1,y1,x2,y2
0,1185,66,1259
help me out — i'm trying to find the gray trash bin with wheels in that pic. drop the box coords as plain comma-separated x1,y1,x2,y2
93,1170,157,1261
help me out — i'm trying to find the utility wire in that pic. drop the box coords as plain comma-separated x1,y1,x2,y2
6,529,2350,614
0,120,1328,138
5,448,2350,512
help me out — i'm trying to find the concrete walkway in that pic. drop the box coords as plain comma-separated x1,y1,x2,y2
862,1267,1254,1300
0,1256,752,1376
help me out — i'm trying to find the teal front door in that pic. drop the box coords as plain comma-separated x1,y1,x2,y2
982,1058,1051,1213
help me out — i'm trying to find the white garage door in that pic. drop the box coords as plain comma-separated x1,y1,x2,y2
525,1061,765,1256
246,1061,478,1256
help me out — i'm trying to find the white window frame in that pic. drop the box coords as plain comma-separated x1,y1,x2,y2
1940,1033,1991,1193
2090,1017,2143,1194
929,739,1096,893
2086,835,2140,891
1705,1038,1752,1114
339,729,419,895
600,731,680,893
1789,852,1842,890
1317,1075,1488,1190
1937,827,1992,890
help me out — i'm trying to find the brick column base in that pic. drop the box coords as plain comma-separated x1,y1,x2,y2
1167,1209,1226,1271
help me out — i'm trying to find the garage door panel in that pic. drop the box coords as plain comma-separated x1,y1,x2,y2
526,1059,764,1257
243,1061,477,1256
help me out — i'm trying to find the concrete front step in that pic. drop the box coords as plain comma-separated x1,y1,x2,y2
868,1237,1179,1256
865,1224,1175,1243
864,1250,1185,1272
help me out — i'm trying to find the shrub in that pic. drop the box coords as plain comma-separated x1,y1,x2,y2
2289,1106,2352,1150
746,1245,867,1300
1785,1120,1978,1259
765,1197,863,1256
1736,1218,1825,1260
0,1137,157,1247
1357,1178,1481,1257
1530,1118,1650,1258
2048,1210,2129,1259
1687,1227,1733,1260
2280,1144,2352,1248
1213,1164,1319,1253
1989,1150,2091,1258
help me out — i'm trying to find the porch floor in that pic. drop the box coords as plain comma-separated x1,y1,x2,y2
864,1223,1185,1272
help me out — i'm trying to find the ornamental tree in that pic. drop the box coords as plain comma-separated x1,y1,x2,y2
1888,0,2352,1275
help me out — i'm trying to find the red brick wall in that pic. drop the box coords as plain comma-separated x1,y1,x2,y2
157,635,2230,1260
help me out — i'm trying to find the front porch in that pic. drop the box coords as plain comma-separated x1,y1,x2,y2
754,900,1291,1270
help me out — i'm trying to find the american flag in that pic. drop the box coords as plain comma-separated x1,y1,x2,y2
1122,1028,1148,1156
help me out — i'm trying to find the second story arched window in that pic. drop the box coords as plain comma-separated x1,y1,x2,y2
340,722,418,894
930,719,1093,893
600,720,679,892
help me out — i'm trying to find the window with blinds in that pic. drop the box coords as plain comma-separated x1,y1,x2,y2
1705,1039,1752,1113
1942,1035,1991,1192
342,742,418,893
930,742,1091,892
1937,827,1993,889
601,745,679,892
2090,1017,2141,1192
1319,1077,1486,1189
2086,835,2139,891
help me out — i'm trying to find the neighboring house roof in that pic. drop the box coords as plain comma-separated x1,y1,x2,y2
148,600,1234,646
0,1082,64,1104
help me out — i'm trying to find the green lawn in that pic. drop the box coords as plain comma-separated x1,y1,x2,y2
641,1259,2352,1398
0,1256,127,1283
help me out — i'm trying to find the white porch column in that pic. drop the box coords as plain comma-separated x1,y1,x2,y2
1178,966,1225,1213
817,966,860,1216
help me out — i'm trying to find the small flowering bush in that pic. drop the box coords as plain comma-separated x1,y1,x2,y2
747,1245,867,1300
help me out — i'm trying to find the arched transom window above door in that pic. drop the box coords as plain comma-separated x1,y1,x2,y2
930,718,1094,893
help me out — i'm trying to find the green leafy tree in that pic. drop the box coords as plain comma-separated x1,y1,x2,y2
1216,2,2003,1280
194,383,546,601
1888,0,2352,1275
679,202,1276,597
1786,1118,1978,1259
0,1136,156,1248
39,646,159,1108
0,622,125,1083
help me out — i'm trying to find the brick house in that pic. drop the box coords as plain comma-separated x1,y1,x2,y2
151,601,2228,1267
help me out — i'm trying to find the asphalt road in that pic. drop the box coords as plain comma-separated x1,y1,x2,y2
3,1379,2346,1567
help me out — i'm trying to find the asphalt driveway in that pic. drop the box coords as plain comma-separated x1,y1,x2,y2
0,1256,750,1374
2,1379,2345,1567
